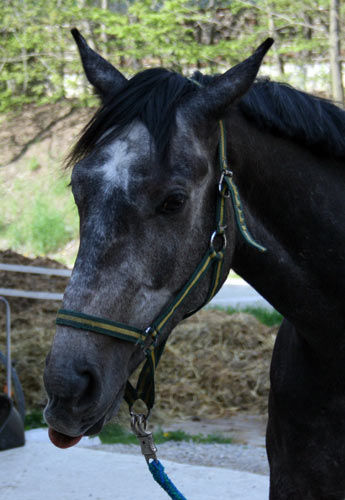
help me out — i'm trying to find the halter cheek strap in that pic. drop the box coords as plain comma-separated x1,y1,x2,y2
56,196,226,411
56,119,266,413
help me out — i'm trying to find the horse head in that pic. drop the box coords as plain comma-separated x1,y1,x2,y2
44,30,272,446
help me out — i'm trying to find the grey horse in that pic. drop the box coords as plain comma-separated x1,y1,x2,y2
44,30,345,499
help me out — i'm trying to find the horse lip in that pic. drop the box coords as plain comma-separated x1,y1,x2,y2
44,382,126,437
83,415,105,436
82,384,126,435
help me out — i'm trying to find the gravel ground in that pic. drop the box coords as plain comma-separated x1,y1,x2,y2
87,442,269,476
80,415,270,476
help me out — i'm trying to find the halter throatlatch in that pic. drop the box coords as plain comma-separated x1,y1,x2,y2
56,119,266,413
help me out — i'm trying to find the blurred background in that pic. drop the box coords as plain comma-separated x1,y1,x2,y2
1,0,344,263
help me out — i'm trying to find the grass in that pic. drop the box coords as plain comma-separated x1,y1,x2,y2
28,157,41,172
0,158,78,259
24,409,48,430
24,414,232,444
7,197,73,254
211,305,282,326
98,423,232,445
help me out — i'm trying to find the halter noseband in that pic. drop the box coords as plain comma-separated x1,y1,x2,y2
56,119,266,414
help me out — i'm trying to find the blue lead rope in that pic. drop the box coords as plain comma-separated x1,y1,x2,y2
148,459,188,500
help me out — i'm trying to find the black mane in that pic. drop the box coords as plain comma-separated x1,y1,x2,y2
68,68,345,167
239,79,345,159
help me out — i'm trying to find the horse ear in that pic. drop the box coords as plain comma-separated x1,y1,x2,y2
186,38,274,120
71,28,127,99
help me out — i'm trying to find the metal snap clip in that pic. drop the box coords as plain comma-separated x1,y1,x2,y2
130,412,157,463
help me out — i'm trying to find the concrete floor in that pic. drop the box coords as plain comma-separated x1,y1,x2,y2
0,440,269,500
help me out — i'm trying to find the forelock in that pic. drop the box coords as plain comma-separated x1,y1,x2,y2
66,68,199,168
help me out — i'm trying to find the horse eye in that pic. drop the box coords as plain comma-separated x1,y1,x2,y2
158,194,186,214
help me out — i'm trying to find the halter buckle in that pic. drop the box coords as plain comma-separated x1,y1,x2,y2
141,326,158,351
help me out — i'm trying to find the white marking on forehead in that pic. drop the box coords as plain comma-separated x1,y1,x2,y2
101,122,151,194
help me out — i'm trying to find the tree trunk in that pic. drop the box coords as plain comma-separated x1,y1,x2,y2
267,6,284,77
329,0,344,105
101,0,109,58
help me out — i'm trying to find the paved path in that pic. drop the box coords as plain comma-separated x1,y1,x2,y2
1,440,269,500
209,279,273,309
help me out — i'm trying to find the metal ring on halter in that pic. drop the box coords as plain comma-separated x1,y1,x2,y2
210,228,227,253
130,405,151,423
130,411,147,431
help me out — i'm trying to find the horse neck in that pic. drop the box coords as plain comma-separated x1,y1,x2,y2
225,109,345,348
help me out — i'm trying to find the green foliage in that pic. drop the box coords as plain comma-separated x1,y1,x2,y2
24,416,233,443
25,410,48,430
98,422,138,444
8,198,72,254
154,429,233,444
98,422,232,445
28,157,41,172
0,162,78,257
1,0,343,112
211,305,283,326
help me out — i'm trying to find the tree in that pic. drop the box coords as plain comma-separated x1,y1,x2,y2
329,0,344,104
1,0,344,112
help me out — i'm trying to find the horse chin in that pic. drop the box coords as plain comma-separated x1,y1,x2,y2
84,415,106,436
45,379,126,448
48,414,106,448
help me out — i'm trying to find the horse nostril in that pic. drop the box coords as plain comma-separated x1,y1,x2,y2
44,358,100,404
74,369,91,399
75,368,100,405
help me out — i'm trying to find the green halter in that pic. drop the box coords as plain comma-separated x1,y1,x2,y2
56,120,266,413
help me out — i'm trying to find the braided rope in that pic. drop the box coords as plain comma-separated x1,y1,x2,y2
148,459,187,500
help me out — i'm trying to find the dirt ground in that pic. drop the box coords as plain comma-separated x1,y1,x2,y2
0,250,67,409
0,101,93,168
0,250,278,421
164,413,267,447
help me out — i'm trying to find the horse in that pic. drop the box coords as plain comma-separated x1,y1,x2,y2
44,29,345,499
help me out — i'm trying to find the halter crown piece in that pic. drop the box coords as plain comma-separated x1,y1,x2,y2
56,97,266,414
